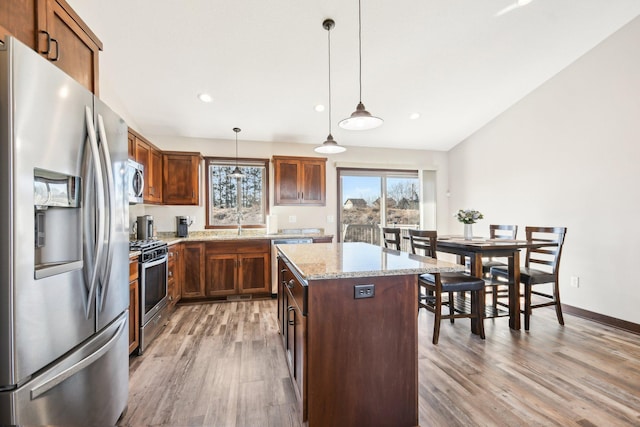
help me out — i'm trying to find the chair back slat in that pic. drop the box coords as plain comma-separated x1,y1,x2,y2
408,229,437,258
525,226,567,273
489,224,518,240
381,227,401,250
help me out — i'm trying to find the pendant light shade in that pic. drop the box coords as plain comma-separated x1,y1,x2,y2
339,0,383,131
315,19,346,154
230,127,244,178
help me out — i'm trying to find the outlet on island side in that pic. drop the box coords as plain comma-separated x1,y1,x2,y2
354,284,375,299
570,276,580,288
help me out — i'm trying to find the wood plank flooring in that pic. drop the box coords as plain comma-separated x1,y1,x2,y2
119,300,640,427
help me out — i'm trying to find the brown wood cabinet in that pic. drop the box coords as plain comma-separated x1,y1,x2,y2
181,240,270,300
0,0,102,94
128,256,139,355
163,152,201,205
203,240,271,298
273,156,327,206
276,250,419,426
167,243,182,309
182,242,206,298
130,129,163,204
277,257,306,417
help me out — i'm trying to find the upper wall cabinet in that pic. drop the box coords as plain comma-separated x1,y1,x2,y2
273,156,327,206
0,0,103,94
163,152,201,205
130,129,163,204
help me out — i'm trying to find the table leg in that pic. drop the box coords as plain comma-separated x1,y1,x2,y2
508,251,521,330
469,253,483,335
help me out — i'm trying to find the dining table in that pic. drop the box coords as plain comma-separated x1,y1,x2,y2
433,236,557,331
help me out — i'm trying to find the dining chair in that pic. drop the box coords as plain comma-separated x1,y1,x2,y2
482,224,518,275
408,229,485,344
381,227,401,250
482,224,518,307
490,226,567,331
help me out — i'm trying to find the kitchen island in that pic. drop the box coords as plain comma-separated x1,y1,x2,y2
276,242,464,427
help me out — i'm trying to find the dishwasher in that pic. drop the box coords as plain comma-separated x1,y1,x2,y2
271,237,313,295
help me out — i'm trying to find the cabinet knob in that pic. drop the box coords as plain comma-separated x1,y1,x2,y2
287,279,295,289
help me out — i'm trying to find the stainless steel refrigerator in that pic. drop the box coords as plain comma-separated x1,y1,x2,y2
0,36,129,425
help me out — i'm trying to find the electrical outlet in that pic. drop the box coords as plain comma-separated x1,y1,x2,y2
288,215,297,223
327,215,334,223
570,276,580,288
354,284,375,299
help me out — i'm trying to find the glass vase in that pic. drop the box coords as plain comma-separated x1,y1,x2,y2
464,223,473,240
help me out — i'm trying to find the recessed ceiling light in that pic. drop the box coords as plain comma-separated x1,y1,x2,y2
315,104,325,112
198,93,213,103
409,112,421,120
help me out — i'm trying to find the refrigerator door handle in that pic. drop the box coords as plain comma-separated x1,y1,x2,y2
96,114,116,312
83,106,106,318
29,314,127,400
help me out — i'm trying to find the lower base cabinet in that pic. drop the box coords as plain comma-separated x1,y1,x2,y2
128,257,139,354
277,253,419,426
181,240,271,300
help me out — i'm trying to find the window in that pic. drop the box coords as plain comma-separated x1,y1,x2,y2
205,158,269,229
338,169,420,246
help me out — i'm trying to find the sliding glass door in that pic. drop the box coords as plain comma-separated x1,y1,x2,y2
339,169,420,247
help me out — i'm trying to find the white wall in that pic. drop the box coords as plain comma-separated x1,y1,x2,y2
447,17,640,323
131,135,449,239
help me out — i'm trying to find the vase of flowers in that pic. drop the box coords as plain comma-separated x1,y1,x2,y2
455,209,483,240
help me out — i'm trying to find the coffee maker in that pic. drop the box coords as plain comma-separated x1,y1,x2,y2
176,216,190,237
136,215,154,240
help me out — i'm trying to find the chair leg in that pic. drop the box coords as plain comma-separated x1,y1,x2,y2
524,284,532,331
433,293,442,345
471,288,486,340
448,291,455,323
553,280,565,326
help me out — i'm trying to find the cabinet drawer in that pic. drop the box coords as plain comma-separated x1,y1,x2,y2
206,239,270,254
282,262,307,315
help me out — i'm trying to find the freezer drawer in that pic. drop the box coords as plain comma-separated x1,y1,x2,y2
0,312,129,425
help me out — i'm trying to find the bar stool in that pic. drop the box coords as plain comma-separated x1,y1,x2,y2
381,227,401,250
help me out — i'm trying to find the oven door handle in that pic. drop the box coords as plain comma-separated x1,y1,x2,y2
142,254,168,269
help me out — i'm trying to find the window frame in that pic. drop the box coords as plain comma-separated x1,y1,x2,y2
204,157,270,230
337,167,420,243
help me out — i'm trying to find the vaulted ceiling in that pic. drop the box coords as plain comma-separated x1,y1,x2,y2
69,0,640,151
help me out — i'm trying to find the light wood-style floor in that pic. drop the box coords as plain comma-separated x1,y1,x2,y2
118,300,640,427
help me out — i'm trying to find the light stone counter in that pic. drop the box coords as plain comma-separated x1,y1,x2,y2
154,230,332,246
277,241,464,281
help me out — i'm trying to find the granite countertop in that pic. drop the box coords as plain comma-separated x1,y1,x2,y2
152,230,333,246
277,242,464,281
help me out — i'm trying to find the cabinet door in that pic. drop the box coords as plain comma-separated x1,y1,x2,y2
238,252,270,294
163,153,200,205
0,1,38,49
127,131,135,160
300,160,325,205
135,137,163,204
128,280,139,354
274,158,300,205
205,254,237,297
38,0,102,94
182,243,205,298
148,148,163,203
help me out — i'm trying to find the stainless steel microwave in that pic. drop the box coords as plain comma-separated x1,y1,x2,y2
128,159,144,204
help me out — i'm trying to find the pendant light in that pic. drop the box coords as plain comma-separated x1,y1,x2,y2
315,20,345,154
339,0,383,131
315,19,346,154
230,127,244,178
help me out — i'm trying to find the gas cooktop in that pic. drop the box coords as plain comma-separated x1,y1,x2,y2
129,239,166,251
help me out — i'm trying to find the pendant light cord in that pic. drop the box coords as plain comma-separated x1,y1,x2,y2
358,0,362,103
327,24,333,135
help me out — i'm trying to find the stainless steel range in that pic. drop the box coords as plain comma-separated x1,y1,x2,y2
130,239,168,355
